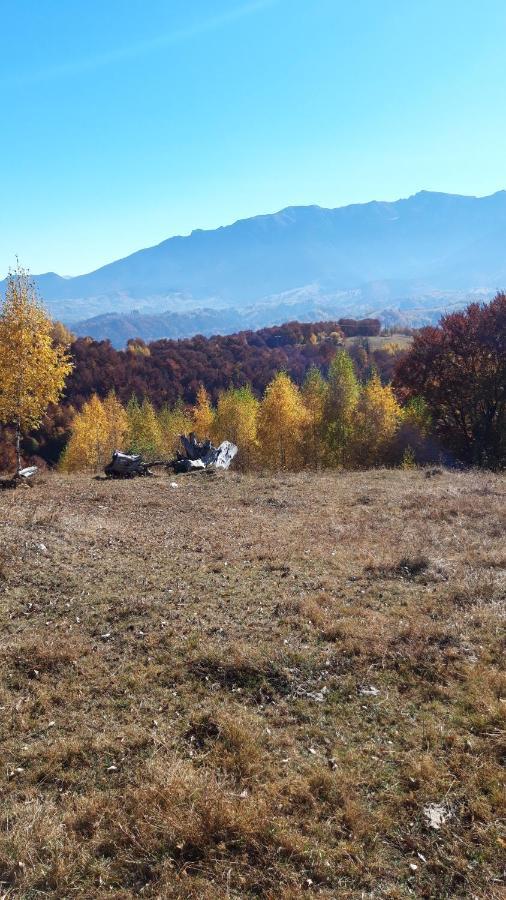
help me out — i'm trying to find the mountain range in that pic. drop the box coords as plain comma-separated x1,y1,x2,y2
3,190,505,346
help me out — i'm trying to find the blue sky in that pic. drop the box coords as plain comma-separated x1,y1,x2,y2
1,0,506,276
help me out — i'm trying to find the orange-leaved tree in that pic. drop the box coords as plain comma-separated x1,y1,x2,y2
0,264,73,472
394,294,506,467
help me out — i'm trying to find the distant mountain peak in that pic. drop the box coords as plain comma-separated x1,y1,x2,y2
2,189,505,344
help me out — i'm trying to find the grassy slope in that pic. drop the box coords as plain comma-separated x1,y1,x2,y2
0,470,504,898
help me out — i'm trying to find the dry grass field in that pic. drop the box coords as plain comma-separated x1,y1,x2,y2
0,468,504,898
344,334,413,351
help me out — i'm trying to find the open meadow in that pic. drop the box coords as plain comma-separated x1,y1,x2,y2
0,468,504,898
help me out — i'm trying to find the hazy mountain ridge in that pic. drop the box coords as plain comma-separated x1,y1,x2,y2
72,287,485,347
2,190,504,343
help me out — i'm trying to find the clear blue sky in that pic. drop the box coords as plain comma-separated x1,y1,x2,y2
1,0,505,276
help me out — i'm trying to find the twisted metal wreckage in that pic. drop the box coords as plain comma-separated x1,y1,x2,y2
104,433,238,479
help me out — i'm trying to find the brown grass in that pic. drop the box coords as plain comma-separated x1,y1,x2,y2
0,468,504,897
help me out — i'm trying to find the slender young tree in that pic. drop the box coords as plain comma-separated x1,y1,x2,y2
323,349,359,466
212,385,259,469
127,397,162,459
60,394,109,472
394,396,433,466
192,385,215,439
159,400,193,456
103,390,129,452
353,372,401,467
301,365,328,468
0,264,73,472
257,372,309,470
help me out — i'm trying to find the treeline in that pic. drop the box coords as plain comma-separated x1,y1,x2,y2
6,318,402,468
60,352,432,472
55,293,506,473
1,286,504,472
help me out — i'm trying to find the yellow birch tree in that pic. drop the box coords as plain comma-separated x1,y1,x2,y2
192,385,215,439
0,265,73,471
211,386,259,469
158,400,193,456
257,372,309,470
353,372,401,466
127,397,162,459
301,366,328,468
59,394,111,472
323,349,360,467
103,391,129,453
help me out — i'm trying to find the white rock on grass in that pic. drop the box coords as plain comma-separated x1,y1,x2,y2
423,803,451,830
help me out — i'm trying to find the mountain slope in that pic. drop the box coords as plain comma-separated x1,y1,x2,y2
2,190,505,340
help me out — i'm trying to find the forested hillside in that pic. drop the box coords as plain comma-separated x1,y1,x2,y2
3,318,392,468
0,290,504,473
66,318,383,406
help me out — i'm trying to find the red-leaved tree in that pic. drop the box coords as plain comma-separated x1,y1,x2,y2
394,294,506,467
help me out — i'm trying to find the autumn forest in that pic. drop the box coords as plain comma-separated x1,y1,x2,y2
0,267,505,474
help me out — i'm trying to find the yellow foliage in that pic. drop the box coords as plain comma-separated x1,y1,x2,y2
211,386,259,469
103,391,129,452
127,339,150,357
257,373,309,470
127,397,162,459
158,402,193,456
192,385,215,440
324,349,359,466
401,446,417,469
0,265,73,469
60,394,114,472
401,396,431,437
302,366,328,467
51,320,75,347
353,373,401,466
382,341,405,356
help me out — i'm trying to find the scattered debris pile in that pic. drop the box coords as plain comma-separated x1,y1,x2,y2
103,434,238,480
0,466,39,490
104,452,154,479
171,433,238,473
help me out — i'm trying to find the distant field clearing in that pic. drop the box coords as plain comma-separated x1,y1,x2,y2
345,332,414,350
